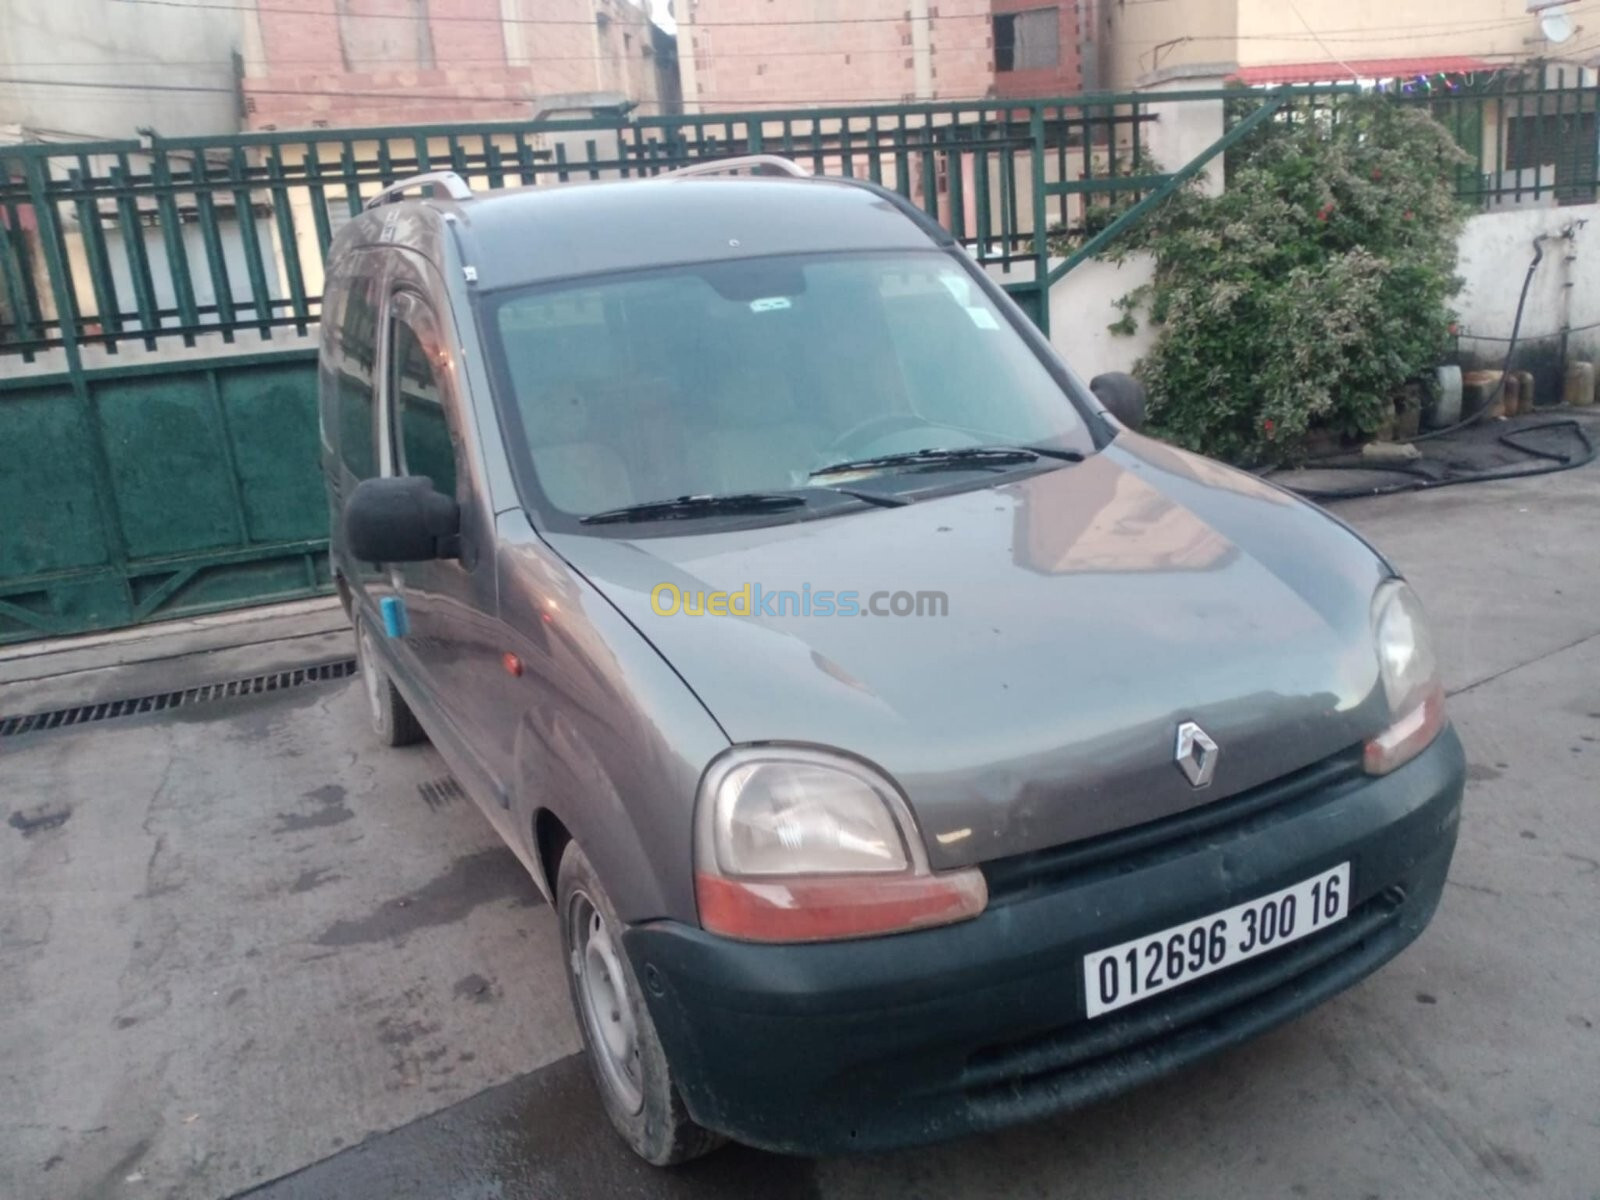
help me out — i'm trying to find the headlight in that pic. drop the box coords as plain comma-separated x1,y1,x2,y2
1365,580,1446,775
694,747,987,942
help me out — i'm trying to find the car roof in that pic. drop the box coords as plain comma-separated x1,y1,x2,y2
414,174,952,291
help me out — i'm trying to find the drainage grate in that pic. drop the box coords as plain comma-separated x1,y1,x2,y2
0,658,359,739
418,776,466,811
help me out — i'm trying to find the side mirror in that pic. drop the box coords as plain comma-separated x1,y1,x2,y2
1090,372,1147,432
344,476,460,563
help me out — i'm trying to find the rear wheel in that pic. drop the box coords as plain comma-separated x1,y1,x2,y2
556,841,723,1165
355,616,425,747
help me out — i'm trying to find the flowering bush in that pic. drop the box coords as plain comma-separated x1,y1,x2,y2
1111,96,1469,464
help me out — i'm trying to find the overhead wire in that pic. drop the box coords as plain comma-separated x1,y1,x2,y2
1283,0,1364,79
6,5,1598,85
63,0,1600,37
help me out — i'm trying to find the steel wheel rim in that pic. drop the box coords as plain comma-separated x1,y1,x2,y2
569,891,644,1115
358,624,385,729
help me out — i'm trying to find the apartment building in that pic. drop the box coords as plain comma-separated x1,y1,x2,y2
241,0,680,130
675,0,1086,111
0,0,241,141
1096,0,1599,88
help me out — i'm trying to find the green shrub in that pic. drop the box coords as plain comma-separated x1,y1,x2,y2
1111,96,1469,464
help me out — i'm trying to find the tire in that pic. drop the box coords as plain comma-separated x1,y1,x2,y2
355,614,425,748
556,840,723,1165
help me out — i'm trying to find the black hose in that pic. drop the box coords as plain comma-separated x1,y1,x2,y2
1406,232,1548,444
1273,230,1583,503
1280,419,1596,501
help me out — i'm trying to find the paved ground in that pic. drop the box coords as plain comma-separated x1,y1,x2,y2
3,439,1599,1200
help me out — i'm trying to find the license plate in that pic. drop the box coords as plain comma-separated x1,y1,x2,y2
1083,862,1351,1018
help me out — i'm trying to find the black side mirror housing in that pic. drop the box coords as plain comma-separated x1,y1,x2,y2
1090,372,1147,432
344,476,460,563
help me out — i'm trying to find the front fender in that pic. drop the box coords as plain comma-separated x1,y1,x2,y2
497,516,729,924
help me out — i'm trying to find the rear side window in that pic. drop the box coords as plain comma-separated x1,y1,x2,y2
391,315,458,497
337,275,380,479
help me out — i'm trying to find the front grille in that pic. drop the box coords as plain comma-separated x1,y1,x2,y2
962,884,1408,1112
0,659,359,738
982,747,1366,903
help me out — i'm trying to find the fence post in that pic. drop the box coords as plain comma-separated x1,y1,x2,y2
1029,104,1051,337
1141,75,1229,198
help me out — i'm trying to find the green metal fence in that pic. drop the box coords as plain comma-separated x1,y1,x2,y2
0,96,1182,360
1414,66,1600,208
3,76,1596,644
1224,67,1600,209
0,93,1192,644
0,350,327,643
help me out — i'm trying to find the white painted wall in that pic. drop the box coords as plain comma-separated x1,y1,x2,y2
981,83,1217,381
1454,203,1600,370
1035,202,1600,389
982,252,1157,381
0,0,242,140
1048,252,1157,380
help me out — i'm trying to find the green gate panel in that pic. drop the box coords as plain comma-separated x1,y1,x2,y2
0,575,130,644
128,549,327,618
218,361,328,544
96,374,242,560
0,381,114,577
0,349,330,646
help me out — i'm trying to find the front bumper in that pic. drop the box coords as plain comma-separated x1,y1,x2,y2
624,728,1465,1156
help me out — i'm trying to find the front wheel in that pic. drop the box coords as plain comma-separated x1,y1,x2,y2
355,615,425,748
556,841,723,1165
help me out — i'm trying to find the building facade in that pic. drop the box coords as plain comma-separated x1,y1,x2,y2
241,0,679,130
0,0,242,142
1097,0,1599,89
675,0,1085,111
992,0,1086,96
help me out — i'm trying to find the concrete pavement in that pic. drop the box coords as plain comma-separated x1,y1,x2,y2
3,448,1598,1200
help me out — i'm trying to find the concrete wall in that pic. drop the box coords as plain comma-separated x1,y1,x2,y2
1101,0,1600,88
1048,251,1156,379
677,0,994,112
1232,0,1590,71
0,0,243,139
1032,202,1600,403
1102,0,1236,89
1454,202,1600,402
242,0,672,130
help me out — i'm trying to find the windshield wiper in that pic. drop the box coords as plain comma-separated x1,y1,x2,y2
581,492,809,525
809,445,1084,480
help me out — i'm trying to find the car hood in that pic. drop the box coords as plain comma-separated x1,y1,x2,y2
546,434,1393,869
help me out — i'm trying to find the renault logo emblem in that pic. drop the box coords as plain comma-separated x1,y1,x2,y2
1175,721,1219,788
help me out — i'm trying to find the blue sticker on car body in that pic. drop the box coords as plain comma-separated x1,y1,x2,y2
381,595,410,638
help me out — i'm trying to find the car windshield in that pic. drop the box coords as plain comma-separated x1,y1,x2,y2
482,250,1094,526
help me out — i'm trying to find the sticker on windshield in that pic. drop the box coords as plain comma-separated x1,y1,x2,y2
965,306,1000,330
749,297,792,313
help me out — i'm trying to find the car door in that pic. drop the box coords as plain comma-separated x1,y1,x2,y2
378,278,514,839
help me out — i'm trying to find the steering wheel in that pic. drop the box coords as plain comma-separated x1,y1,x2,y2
814,413,940,467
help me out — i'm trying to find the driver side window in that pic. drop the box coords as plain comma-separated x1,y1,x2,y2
388,307,460,499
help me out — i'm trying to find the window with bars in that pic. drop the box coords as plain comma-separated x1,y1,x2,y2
994,7,1061,73
1505,110,1598,205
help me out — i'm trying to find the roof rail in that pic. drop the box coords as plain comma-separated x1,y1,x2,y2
365,171,474,210
660,155,811,180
